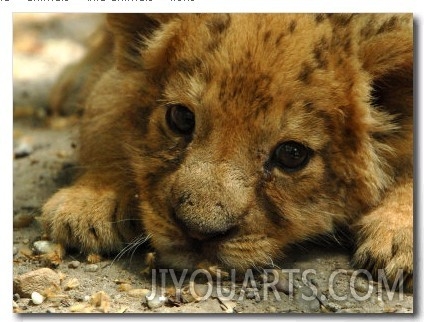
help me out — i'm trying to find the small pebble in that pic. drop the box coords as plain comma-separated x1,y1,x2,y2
84,264,99,272
68,260,81,269
13,246,19,256
146,295,166,309
353,279,370,293
14,140,33,158
31,291,45,305
295,286,320,312
245,288,259,300
127,288,150,298
276,273,293,294
299,285,315,298
13,301,19,309
64,278,80,290
73,294,86,302
193,283,210,298
245,290,256,299
13,293,20,301
324,302,341,312
33,240,56,254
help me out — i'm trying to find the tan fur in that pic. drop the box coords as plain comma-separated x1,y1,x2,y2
41,14,413,290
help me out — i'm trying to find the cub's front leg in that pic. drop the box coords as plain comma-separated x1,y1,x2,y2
352,179,413,291
41,175,136,255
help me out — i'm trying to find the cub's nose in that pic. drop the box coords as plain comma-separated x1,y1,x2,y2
171,160,251,241
179,222,233,241
173,200,237,241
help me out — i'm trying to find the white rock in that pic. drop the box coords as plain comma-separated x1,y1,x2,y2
68,260,81,269
14,139,33,158
84,264,99,272
146,295,166,309
31,291,45,305
33,240,56,254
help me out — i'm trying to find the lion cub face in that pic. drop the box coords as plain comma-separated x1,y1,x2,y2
99,14,412,270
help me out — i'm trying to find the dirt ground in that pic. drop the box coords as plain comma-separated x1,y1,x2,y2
12,13,413,314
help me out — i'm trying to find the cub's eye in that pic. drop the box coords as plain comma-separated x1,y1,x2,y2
273,141,312,172
166,104,195,135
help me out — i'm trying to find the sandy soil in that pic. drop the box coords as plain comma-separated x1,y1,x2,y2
12,13,413,314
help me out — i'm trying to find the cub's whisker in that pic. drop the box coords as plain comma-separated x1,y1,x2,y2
128,234,152,264
107,233,152,270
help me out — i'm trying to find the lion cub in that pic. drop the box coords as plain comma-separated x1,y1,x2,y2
42,14,413,290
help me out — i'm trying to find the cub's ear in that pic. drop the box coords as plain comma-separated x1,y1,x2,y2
358,14,413,118
106,13,178,70
358,14,413,176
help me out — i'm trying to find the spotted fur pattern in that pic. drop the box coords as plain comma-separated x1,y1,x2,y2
43,14,413,290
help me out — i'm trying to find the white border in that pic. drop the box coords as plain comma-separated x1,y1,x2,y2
0,0,420,13
2,1,426,321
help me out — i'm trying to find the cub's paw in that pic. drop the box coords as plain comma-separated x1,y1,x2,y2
352,213,413,292
41,186,123,254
